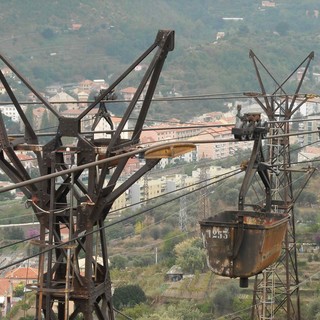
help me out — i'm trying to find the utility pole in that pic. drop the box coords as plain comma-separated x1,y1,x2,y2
179,174,187,231
199,165,210,219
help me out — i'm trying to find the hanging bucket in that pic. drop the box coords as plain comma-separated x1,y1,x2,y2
199,210,289,286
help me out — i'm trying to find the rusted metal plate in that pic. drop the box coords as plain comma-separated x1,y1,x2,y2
200,211,289,279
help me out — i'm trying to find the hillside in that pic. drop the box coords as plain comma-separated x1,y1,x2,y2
1,0,320,120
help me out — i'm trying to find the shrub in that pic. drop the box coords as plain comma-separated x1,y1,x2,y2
113,284,147,310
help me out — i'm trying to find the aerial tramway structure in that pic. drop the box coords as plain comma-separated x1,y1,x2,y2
200,51,317,320
0,27,317,320
248,50,315,320
0,30,181,320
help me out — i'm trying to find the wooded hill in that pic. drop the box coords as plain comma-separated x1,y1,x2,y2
1,0,320,119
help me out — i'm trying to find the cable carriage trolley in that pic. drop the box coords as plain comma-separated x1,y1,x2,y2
199,118,289,288
232,104,268,141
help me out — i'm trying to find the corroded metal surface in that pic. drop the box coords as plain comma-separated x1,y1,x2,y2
0,30,175,320
200,210,289,279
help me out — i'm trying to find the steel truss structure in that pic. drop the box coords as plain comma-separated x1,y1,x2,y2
247,50,316,320
0,30,174,319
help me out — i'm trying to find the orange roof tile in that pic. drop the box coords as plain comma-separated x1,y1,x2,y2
120,87,136,94
305,146,320,154
127,157,139,165
16,154,35,161
5,267,38,279
0,278,11,295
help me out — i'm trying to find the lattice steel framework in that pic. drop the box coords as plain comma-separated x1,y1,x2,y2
0,30,174,320
248,50,315,320
199,165,211,219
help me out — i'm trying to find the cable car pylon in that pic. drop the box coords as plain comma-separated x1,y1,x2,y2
200,50,317,320
249,50,315,320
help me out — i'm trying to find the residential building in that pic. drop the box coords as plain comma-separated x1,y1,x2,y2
45,84,62,95
71,24,82,31
261,1,276,7
115,167,233,212
303,96,320,116
0,105,20,122
78,80,94,93
0,278,12,318
48,91,77,111
1,67,13,77
120,87,137,101
304,116,320,146
5,267,38,286
31,107,47,130
0,82,5,94
77,91,89,107
297,146,320,164
92,79,109,92
190,126,250,161
216,32,225,40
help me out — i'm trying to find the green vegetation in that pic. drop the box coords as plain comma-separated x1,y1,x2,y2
3,292,35,320
0,1,320,119
113,284,147,310
0,199,34,226
104,160,320,319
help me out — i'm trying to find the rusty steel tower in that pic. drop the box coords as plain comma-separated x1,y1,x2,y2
0,30,175,319
248,50,315,320
199,51,317,320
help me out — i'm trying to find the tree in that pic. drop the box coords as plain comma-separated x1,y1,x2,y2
120,303,151,319
149,226,161,240
112,284,146,310
161,230,186,265
41,28,55,39
176,246,207,274
135,221,144,235
25,106,34,128
40,110,50,133
298,191,317,207
138,300,205,320
0,191,15,201
111,255,128,270
13,283,25,297
174,238,207,274
223,188,240,206
132,255,154,267
275,22,290,36
2,114,20,134
307,300,320,320
291,111,303,132
212,283,239,316
5,227,24,240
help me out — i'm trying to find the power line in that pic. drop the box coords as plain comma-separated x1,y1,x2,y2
0,169,242,271
1,92,319,106
0,155,319,274
1,129,318,222
0,167,240,252
0,129,319,268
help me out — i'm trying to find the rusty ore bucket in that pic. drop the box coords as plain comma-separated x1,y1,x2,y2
199,210,289,284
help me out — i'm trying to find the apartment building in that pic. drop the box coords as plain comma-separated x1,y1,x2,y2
110,167,235,212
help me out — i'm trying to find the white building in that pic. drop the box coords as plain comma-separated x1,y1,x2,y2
0,105,21,122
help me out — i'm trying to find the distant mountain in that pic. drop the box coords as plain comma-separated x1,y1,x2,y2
1,0,320,119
